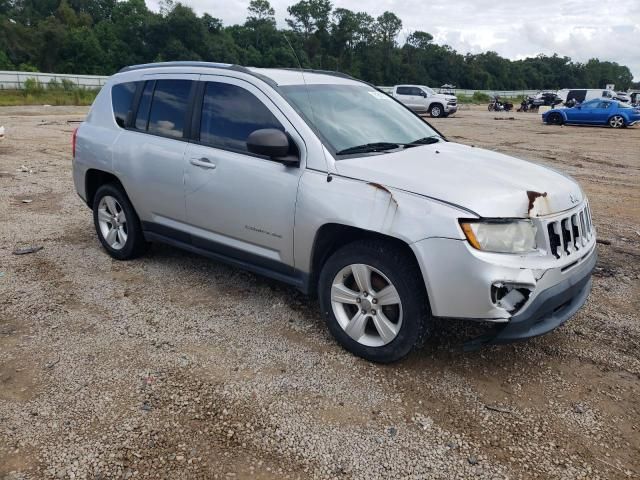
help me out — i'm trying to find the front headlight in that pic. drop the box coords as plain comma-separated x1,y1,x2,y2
460,220,537,253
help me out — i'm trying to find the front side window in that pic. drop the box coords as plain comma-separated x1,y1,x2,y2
281,84,440,156
597,101,611,109
199,82,283,153
396,87,411,95
111,82,136,128
147,80,192,138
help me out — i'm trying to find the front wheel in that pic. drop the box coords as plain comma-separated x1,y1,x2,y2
318,240,431,363
608,115,625,128
547,112,563,125
429,104,443,117
93,183,148,260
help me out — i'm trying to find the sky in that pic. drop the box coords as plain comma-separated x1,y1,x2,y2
146,0,640,80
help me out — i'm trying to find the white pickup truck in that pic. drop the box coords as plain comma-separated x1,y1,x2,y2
391,85,457,117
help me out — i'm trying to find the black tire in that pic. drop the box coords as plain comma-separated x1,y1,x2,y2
547,112,563,125
429,103,444,118
318,239,431,363
92,183,148,260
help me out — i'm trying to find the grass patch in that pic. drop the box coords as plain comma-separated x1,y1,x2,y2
0,87,98,106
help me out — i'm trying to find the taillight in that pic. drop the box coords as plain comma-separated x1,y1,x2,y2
72,127,78,158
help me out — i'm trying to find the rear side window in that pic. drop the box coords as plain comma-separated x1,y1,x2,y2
199,82,283,153
147,80,193,138
396,87,411,95
111,82,136,128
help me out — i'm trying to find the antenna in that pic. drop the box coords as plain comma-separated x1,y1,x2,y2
281,32,331,175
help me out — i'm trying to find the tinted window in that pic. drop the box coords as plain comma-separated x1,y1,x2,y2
111,82,136,128
135,81,154,130
199,82,283,152
147,80,192,138
567,90,586,102
396,87,411,95
410,87,423,96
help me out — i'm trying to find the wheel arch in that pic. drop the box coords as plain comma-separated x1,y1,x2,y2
85,169,125,208
306,223,426,299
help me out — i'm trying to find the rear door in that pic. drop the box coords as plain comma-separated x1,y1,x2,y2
113,76,197,227
183,76,305,272
395,86,422,110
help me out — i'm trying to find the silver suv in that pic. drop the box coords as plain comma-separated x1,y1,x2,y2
73,62,596,363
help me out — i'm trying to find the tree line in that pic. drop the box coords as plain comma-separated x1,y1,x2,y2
0,0,636,90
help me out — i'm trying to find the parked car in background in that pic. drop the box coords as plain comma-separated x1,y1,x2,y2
542,99,640,128
391,85,457,117
613,91,631,103
73,62,596,362
556,88,615,105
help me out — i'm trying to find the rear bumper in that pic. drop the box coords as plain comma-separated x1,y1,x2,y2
464,248,596,350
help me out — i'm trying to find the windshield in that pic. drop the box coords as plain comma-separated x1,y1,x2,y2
280,84,439,156
421,86,436,95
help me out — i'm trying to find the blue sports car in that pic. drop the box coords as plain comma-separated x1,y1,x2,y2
542,99,640,128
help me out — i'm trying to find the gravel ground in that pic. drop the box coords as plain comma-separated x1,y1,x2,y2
0,105,638,479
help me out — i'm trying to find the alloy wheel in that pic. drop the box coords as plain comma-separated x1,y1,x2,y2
97,195,128,250
331,263,403,347
609,115,624,128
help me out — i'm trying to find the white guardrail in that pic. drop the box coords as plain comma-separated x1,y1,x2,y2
0,70,109,89
377,86,541,97
0,70,541,98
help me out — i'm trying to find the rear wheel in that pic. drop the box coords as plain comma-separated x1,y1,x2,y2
93,183,148,260
547,112,563,125
608,115,625,128
318,240,431,363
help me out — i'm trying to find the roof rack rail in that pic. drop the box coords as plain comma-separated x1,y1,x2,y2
117,61,279,87
277,67,355,80
118,61,234,73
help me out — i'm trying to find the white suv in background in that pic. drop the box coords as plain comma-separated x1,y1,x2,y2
391,85,458,117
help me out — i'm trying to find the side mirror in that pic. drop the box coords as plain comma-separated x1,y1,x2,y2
576,105,581,109
420,91,427,97
247,129,299,166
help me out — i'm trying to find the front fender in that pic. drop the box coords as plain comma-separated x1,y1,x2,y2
293,170,470,273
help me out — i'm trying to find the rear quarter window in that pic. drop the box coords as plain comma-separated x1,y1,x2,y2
111,82,136,128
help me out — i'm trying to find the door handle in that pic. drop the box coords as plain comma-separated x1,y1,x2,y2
190,157,216,169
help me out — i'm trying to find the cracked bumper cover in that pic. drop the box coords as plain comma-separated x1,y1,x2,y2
411,236,596,349
464,248,596,350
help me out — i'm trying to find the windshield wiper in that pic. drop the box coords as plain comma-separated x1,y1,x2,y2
403,136,441,148
335,142,401,155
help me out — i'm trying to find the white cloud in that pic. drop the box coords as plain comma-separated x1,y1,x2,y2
146,0,640,79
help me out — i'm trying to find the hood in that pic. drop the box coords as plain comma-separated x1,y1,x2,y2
334,142,583,218
435,93,456,102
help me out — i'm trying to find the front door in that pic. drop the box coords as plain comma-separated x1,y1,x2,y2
183,76,304,274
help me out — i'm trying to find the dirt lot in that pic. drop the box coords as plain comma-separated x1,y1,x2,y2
1,105,639,479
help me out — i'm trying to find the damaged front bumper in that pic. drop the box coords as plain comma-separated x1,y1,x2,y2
411,224,596,348
464,247,595,350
